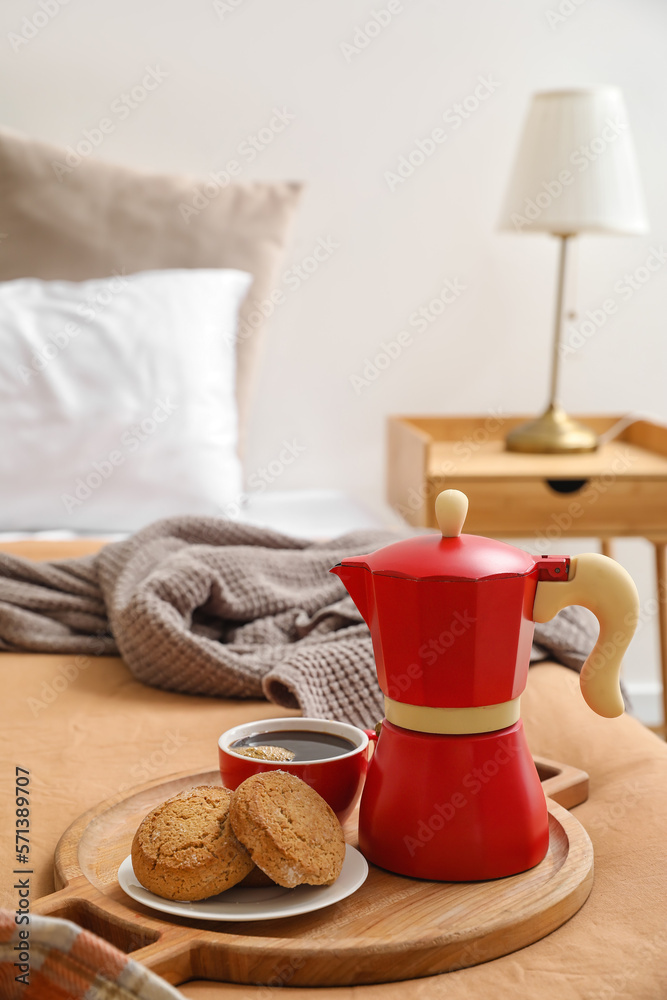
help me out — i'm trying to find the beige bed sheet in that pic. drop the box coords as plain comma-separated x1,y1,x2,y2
1,540,666,999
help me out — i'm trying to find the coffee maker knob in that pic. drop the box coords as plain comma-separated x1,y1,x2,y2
435,490,469,538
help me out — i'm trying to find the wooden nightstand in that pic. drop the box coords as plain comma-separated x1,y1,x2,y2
387,414,667,728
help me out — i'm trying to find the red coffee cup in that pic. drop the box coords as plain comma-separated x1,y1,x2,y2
218,717,376,823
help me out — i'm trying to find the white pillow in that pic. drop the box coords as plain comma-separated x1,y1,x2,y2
0,268,252,531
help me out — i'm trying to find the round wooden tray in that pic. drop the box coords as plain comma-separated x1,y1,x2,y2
33,760,593,988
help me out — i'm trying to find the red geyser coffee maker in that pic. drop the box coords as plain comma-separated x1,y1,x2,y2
331,489,639,881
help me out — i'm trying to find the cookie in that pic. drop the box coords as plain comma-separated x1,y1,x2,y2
131,785,253,901
229,771,345,888
232,745,295,762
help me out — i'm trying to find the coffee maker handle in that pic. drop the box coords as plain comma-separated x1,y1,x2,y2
533,553,640,719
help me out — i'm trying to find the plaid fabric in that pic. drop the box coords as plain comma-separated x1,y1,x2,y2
0,909,186,1000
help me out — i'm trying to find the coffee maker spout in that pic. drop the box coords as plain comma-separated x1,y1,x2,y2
330,562,372,625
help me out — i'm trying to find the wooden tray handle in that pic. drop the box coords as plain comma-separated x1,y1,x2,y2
32,885,227,987
32,881,168,957
128,939,198,986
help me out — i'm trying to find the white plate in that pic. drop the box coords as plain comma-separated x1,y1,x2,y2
117,844,368,922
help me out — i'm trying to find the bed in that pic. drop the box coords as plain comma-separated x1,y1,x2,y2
1,589,666,998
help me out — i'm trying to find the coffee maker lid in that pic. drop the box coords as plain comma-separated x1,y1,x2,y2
340,490,536,581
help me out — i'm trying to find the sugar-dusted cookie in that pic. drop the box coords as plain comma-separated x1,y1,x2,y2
131,785,253,901
229,771,345,888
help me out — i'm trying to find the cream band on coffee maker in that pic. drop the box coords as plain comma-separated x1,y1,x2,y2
383,696,522,735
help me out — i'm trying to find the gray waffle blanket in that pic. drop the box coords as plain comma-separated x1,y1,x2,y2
0,518,599,728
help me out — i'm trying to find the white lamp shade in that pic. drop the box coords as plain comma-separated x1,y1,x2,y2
499,88,648,235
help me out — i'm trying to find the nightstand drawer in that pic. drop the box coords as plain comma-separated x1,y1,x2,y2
417,478,667,537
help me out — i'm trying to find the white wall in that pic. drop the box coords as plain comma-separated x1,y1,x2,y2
1,0,666,718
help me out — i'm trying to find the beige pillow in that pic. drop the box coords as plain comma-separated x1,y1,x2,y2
0,126,302,450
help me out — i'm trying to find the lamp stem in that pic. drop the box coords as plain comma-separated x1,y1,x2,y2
547,233,571,410
505,230,597,453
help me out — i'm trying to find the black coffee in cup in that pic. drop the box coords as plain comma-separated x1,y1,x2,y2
231,730,356,762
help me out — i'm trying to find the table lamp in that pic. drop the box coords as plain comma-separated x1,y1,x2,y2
499,87,648,453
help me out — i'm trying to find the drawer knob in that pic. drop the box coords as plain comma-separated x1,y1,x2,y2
545,478,589,495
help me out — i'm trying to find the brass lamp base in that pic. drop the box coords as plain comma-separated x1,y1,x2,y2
505,405,599,454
